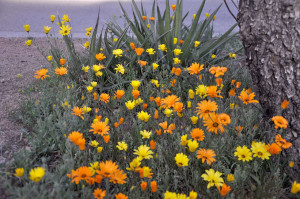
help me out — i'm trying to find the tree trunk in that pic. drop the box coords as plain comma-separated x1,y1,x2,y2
237,0,300,177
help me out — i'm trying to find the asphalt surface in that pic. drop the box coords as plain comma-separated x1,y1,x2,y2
0,0,238,37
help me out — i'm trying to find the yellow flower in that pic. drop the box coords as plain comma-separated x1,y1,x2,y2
175,153,189,167
14,168,24,177
126,157,142,171
50,15,55,22
163,109,173,117
47,56,53,61
187,101,192,108
96,71,103,77
115,64,125,74
173,48,182,56
91,81,97,87
189,191,197,199
190,116,198,125
125,100,136,110
86,31,91,36
16,74,22,78
59,25,72,36
105,118,109,124
62,14,70,22
131,80,141,90
234,145,253,162
114,38,118,42
189,89,195,99
181,135,188,146
291,181,300,194
173,58,182,65
151,79,160,87
29,167,45,182
205,13,210,18
112,49,123,58
117,141,128,151
289,161,294,168
152,63,159,70
24,24,30,32
81,65,90,72
146,48,156,55
229,52,236,58
158,44,167,52
147,24,150,28
86,86,93,93
92,64,101,72
251,141,271,160
213,15,216,21
193,14,196,19
140,130,152,139
201,169,224,189
230,103,235,110
187,140,199,152
211,54,216,59
135,98,144,105
195,85,207,98
227,174,235,182
137,111,151,122
83,41,90,49
97,146,103,153
173,38,178,44
44,26,51,34
82,106,92,113
86,27,92,32
89,140,99,147
25,40,32,46
194,41,200,47
134,145,153,160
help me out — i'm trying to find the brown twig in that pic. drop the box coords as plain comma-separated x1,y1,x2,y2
224,0,237,21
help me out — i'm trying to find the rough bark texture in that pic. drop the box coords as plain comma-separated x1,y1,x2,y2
237,0,300,177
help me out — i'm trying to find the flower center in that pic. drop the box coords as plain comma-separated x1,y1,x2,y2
213,123,219,127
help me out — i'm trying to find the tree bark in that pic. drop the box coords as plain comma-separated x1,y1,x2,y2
237,0,300,177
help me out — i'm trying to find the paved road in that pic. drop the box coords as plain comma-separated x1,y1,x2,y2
0,0,238,37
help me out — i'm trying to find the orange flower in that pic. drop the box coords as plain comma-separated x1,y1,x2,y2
67,166,93,184
161,95,180,108
203,113,224,134
89,121,110,136
68,131,85,150
115,193,128,199
190,128,205,141
196,100,218,119
72,107,84,120
154,97,162,106
114,90,125,100
217,183,231,197
139,60,148,67
114,122,119,128
132,89,140,99
139,167,153,178
135,48,144,56
216,78,222,86
154,110,159,119
235,125,243,135
95,53,106,61
55,67,68,76
218,113,231,126
141,181,147,190
171,67,182,76
149,17,155,21
209,66,227,77
173,102,184,113
109,169,127,184
180,39,184,44
196,148,216,165
150,97,154,102
60,58,66,66
150,140,156,150
130,43,135,50
229,88,236,96
281,100,289,109
171,79,177,87
119,117,124,124
99,93,110,103
34,68,50,80
238,90,259,104
171,4,176,11
231,79,236,85
93,92,98,100
187,63,204,75
266,143,282,155
275,134,292,149
159,121,175,134
236,82,241,88
142,16,147,21
151,180,158,192
143,103,148,110
272,116,288,129
93,188,106,199
207,86,223,98
103,135,110,143
97,160,118,178
156,129,162,135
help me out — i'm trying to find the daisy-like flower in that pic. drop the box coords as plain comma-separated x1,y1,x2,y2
62,14,70,22
114,90,125,99
93,188,106,199
115,193,128,199
207,86,223,98
126,157,142,171
161,95,180,108
95,53,106,61
190,128,205,141
217,183,231,197
131,80,141,89
67,166,93,184
115,64,125,74
175,153,189,167
89,121,110,136
59,24,72,36
158,44,167,52
146,48,156,55
140,130,152,139
68,131,85,150
196,148,216,165
113,49,123,58
266,143,282,155
44,26,51,34
135,48,144,56
14,168,24,177
133,145,153,160
203,113,225,134
97,160,119,178
109,169,127,184
125,100,136,110
218,113,231,126
137,111,151,122
173,48,182,56
34,69,50,80
196,85,208,98
272,116,288,129
29,167,46,182
251,141,271,160
234,145,253,162
196,100,218,119
99,93,110,103
55,67,68,76
72,107,84,120
201,169,224,189
188,140,199,152
116,141,128,151
187,63,204,75
275,134,292,149
209,66,228,77
238,90,259,104
291,181,300,194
